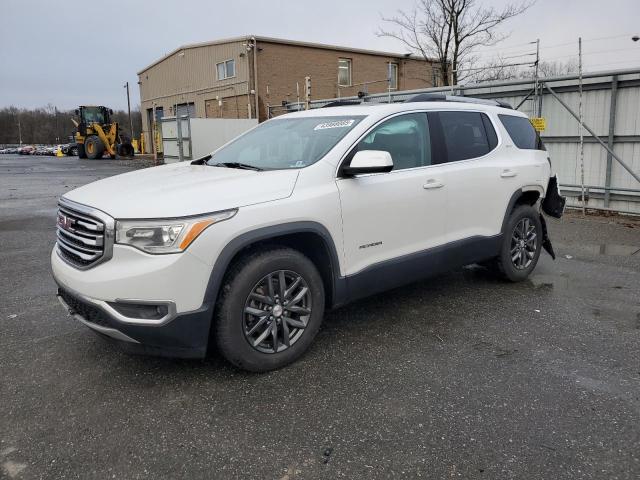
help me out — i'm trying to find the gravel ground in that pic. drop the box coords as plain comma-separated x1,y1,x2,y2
1,155,639,479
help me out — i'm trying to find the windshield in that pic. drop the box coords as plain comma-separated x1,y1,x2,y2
82,107,106,124
206,116,364,170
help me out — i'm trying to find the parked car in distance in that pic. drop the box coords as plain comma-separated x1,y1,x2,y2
52,95,566,371
34,146,49,156
61,142,78,156
18,145,35,155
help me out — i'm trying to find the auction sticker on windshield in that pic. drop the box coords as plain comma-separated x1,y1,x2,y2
314,119,356,130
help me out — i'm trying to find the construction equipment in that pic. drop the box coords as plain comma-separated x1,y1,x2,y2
71,106,134,159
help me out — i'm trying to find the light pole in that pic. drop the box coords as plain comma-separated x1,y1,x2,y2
16,116,22,146
124,82,133,139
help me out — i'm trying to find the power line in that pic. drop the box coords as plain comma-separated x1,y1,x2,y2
544,46,640,62
500,52,537,60
477,32,638,55
586,59,640,68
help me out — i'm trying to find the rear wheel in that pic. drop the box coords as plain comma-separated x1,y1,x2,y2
84,135,105,160
491,205,542,282
214,248,325,372
117,143,134,157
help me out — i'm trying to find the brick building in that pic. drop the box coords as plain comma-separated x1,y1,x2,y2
137,35,438,153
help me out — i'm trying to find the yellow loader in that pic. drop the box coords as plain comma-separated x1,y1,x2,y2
72,106,134,159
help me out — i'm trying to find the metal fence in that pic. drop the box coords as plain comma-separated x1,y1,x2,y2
268,68,640,214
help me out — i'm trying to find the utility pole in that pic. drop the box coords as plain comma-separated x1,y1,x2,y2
578,37,585,216
124,82,133,138
17,116,22,146
534,38,540,116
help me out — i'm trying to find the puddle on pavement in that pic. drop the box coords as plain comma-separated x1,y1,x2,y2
555,243,640,256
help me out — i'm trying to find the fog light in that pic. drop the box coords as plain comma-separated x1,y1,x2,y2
107,302,169,320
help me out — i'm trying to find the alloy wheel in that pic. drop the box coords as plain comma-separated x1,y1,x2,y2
510,218,537,270
243,270,312,354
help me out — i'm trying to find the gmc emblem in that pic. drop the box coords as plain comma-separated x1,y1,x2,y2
57,213,74,231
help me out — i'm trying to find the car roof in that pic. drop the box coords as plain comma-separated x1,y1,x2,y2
278,101,527,120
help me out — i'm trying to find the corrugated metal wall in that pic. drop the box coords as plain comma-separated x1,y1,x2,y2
472,73,640,213
307,69,640,214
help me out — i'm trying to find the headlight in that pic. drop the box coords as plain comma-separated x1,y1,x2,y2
115,209,237,254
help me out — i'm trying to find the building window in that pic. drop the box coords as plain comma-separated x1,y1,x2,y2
338,58,352,86
388,63,398,90
217,59,236,80
432,66,442,87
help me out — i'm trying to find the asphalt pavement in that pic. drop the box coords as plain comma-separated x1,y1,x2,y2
1,155,639,479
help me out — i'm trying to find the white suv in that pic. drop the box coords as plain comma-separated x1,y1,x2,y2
52,95,565,371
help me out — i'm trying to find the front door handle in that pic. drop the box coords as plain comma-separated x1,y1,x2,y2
501,169,517,178
423,179,444,189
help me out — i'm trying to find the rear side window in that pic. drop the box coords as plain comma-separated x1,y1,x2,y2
438,111,495,162
499,114,545,150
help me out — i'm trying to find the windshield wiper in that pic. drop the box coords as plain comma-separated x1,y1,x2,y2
211,162,263,171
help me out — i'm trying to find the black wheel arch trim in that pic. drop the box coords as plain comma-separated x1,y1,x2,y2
501,188,557,260
500,188,544,235
201,221,346,313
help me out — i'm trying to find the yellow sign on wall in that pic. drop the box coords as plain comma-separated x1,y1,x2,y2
530,117,546,132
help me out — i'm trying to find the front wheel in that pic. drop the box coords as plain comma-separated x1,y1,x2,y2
214,248,325,372
492,205,542,282
84,135,105,160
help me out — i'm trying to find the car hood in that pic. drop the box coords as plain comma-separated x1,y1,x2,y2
63,162,300,219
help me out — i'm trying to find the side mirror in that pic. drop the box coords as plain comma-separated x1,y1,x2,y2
74,109,79,116
109,109,114,115
342,150,393,176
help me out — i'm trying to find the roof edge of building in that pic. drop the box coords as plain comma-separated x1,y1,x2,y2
137,35,434,75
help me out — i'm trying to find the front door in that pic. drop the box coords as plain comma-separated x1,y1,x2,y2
336,112,447,277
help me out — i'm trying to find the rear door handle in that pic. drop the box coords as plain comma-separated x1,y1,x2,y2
423,179,444,189
501,169,517,178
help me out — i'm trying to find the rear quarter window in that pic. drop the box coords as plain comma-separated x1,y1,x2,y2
499,114,545,150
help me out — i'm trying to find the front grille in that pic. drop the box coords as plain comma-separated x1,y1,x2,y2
58,288,111,327
56,202,107,269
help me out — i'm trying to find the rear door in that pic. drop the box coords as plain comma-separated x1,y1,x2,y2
336,112,447,276
429,110,517,242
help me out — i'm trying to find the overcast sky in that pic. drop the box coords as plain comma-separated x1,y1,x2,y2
2,0,639,110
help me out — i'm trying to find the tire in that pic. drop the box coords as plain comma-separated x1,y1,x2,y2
84,135,104,160
117,143,134,157
214,247,325,372
77,144,87,158
491,205,543,282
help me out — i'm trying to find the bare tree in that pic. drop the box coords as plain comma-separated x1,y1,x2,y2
465,58,579,83
377,0,534,86
0,107,142,146
537,59,578,77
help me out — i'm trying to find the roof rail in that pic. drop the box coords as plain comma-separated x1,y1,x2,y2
404,93,513,109
321,100,363,108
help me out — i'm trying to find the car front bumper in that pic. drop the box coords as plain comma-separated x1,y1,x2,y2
51,245,215,358
54,282,212,358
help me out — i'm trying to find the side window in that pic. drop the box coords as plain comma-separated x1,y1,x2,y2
354,113,431,170
439,111,493,162
499,114,545,150
482,114,498,150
